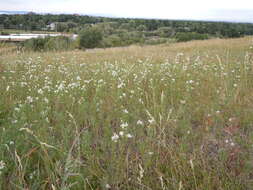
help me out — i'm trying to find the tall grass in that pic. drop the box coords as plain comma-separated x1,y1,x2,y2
1,37,253,189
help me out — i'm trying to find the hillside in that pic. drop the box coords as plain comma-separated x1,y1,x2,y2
1,13,253,49
1,37,253,189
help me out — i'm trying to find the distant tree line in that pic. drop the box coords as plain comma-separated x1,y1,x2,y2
1,13,253,49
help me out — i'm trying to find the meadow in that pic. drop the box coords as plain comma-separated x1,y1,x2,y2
1,37,253,189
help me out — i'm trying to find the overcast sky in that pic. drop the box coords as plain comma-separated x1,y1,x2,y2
1,0,253,22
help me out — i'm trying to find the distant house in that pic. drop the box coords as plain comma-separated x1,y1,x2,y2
47,23,56,31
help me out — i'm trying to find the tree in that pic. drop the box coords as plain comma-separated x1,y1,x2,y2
157,27,175,37
78,27,103,49
56,22,68,32
137,25,147,32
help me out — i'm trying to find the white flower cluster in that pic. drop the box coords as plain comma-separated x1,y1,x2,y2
0,160,6,175
111,131,133,142
111,121,133,142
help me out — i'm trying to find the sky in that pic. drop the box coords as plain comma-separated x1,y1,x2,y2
1,0,253,22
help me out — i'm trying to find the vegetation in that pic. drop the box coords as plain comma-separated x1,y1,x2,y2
1,37,253,189
78,27,103,49
0,31,10,35
22,36,76,51
175,32,209,42
1,13,253,48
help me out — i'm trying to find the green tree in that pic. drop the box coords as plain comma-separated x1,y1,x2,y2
157,27,175,37
137,25,147,32
56,22,68,32
78,27,103,49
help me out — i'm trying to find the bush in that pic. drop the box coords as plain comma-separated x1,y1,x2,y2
101,32,145,48
22,36,75,51
175,32,209,42
117,31,144,46
144,37,168,45
156,27,175,38
23,37,46,51
0,31,10,35
78,27,103,49
44,36,75,51
101,35,122,47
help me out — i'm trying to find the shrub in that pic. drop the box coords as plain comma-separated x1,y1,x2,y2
144,37,168,45
101,35,122,47
22,36,75,51
78,27,103,49
44,36,75,51
175,32,209,42
23,37,47,51
0,31,10,35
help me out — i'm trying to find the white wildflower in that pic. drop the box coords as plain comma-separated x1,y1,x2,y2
12,120,17,124
137,120,144,126
44,98,49,104
112,70,117,77
180,100,186,104
117,82,124,89
58,83,65,91
111,133,119,142
148,118,155,124
229,117,236,122
126,133,133,138
38,89,43,95
84,80,92,84
14,107,20,112
189,159,194,170
138,164,144,182
123,109,128,114
120,122,128,129
119,131,124,136
0,161,5,170
105,184,111,189
26,96,33,103
20,82,26,87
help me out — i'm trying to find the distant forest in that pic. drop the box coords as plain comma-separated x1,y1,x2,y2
1,13,253,48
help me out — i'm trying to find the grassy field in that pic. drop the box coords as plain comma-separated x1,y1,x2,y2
1,37,253,189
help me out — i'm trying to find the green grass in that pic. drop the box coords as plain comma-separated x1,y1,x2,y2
1,37,253,189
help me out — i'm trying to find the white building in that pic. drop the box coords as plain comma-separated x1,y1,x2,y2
47,23,56,31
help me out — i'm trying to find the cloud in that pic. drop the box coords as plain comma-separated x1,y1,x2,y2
202,9,253,22
1,0,253,22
